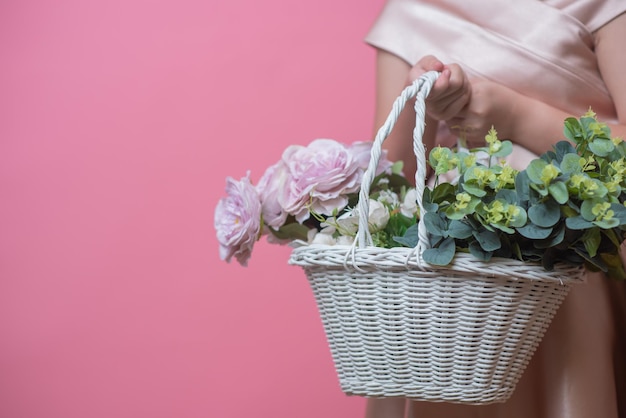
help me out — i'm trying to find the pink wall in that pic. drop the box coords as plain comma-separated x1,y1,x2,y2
0,1,386,417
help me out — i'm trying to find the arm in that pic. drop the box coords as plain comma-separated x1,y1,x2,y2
594,12,626,130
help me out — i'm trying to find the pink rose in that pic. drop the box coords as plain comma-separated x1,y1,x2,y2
349,141,393,176
281,139,362,223
256,161,289,229
214,173,262,266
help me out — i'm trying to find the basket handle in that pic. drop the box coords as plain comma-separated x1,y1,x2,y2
354,71,440,254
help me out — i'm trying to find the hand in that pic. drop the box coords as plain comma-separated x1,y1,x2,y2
408,55,471,122
446,79,518,148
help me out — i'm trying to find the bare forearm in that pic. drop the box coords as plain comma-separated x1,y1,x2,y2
491,84,626,154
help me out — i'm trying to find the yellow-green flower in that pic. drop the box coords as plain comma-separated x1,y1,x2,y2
592,201,614,222
474,166,497,185
540,163,560,184
579,156,596,172
570,174,586,189
494,165,517,191
584,108,597,118
429,146,457,175
454,192,472,210
609,159,626,177
606,178,621,194
504,205,522,224
589,121,608,136
463,154,477,169
568,174,608,199
485,126,502,155
483,200,505,224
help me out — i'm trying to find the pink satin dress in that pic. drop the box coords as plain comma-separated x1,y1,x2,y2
364,1,626,416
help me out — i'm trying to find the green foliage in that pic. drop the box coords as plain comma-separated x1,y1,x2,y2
399,115,626,279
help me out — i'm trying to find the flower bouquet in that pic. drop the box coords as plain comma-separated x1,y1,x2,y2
214,72,624,404
214,138,418,267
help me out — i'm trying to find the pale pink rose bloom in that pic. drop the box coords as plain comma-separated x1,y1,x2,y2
281,139,361,223
349,141,394,176
214,173,262,266
256,161,289,229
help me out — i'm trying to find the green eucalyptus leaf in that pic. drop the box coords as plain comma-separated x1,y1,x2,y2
517,223,553,239
541,150,556,163
582,228,601,257
515,171,531,202
445,208,465,220
528,200,561,227
423,188,433,205
563,117,583,143
393,223,419,248
390,161,404,175
529,182,550,197
534,224,565,249
495,189,518,204
509,206,528,228
554,140,577,162
491,223,515,234
472,229,501,252
423,202,438,213
560,153,583,175
448,220,474,239
588,138,614,157
565,216,594,230
548,181,569,204
468,241,493,261
593,218,620,229
462,181,488,197
611,203,626,224
526,159,548,184
422,236,456,266
429,146,455,175
445,195,481,220
492,140,513,158
423,212,448,237
270,223,310,241
580,116,599,135
431,183,456,204
580,199,600,221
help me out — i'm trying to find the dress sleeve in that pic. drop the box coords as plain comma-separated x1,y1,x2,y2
364,0,419,65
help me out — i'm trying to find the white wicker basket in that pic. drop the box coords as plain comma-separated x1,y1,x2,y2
289,71,585,405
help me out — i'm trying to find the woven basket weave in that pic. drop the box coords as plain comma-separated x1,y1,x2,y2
289,71,585,405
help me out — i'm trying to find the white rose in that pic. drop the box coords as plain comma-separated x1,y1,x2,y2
401,189,418,218
310,230,337,245
336,209,359,235
336,235,355,245
377,190,399,207
368,199,390,232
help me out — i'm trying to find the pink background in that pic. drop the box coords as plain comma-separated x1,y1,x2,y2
1,1,386,417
